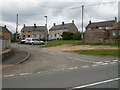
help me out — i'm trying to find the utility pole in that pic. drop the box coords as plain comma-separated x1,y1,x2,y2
44,16,48,45
16,14,18,41
81,5,84,42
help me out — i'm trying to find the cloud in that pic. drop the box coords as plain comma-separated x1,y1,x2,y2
0,1,119,33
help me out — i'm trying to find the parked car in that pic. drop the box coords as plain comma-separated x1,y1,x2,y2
25,38,44,45
20,39,25,44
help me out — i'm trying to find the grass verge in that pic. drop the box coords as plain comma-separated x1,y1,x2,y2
70,49,118,56
42,40,81,47
42,40,119,47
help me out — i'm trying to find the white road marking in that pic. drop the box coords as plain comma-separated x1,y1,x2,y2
68,67,78,70
113,60,119,62
95,62,103,64
92,65,99,67
110,62,117,64
4,74,15,77
100,63,108,65
70,77,120,89
67,57,96,64
19,73,32,76
82,66,89,68
104,61,111,63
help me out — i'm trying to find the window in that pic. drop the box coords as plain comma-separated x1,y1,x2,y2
55,34,56,37
51,35,52,37
112,31,116,36
23,35,25,37
28,35,30,37
28,31,30,33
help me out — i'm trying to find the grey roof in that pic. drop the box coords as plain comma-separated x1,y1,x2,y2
86,20,116,28
0,26,11,33
21,26,47,32
49,23,73,30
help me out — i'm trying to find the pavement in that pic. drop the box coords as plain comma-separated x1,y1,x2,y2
2,43,119,88
2,46,30,69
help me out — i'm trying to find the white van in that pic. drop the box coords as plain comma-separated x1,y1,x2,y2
25,38,44,45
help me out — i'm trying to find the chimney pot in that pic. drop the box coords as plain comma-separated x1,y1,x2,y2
89,20,91,24
53,23,56,26
72,20,74,24
24,24,25,27
115,17,117,21
34,23,36,28
4,25,6,28
62,22,64,25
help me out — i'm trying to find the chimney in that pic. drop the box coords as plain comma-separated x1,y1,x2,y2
53,23,56,26
62,22,64,25
4,25,6,28
23,24,25,27
34,23,36,28
89,20,91,24
115,17,117,21
72,20,74,24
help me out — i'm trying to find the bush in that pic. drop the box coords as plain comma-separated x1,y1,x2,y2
62,32,81,40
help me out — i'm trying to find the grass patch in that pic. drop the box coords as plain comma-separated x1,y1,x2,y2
42,40,119,47
72,50,118,56
42,40,81,47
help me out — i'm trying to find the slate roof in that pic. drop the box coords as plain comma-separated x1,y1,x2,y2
49,23,73,30
0,26,11,33
86,20,116,28
21,26,47,32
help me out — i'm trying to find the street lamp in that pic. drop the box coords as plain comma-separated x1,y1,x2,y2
44,16,48,45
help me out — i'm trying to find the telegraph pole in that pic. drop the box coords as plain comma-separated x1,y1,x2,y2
44,16,48,45
81,5,84,42
16,14,18,40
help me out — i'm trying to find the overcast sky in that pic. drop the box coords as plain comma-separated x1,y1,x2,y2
0,0,119,33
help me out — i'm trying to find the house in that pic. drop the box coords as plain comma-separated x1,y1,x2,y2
49,20,78,40
0,25,12,50
108,21,120,41
84,17,117,43
0,25,12,40
21,24,48,40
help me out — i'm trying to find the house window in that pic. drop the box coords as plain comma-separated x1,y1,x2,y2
23,35,25,37
55,34,56,37
51,35,52,37
22,31,24,33
112,31,116,36
28,35,30,37
28,31,30,33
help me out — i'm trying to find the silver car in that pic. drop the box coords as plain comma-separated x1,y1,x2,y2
25,38,44,45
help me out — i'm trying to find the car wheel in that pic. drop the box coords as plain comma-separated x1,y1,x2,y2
31,42,34,45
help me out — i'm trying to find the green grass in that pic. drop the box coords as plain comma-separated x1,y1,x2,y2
42,40,81,47
72,50,118,56
42,40,119,47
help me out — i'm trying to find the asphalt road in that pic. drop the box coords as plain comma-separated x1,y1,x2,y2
2,43,119,88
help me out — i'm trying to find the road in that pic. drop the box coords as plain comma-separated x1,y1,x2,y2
2,43,119,88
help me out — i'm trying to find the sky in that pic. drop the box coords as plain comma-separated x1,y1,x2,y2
0,0,119,33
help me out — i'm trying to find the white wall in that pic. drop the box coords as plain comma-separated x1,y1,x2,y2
1,39,11,51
